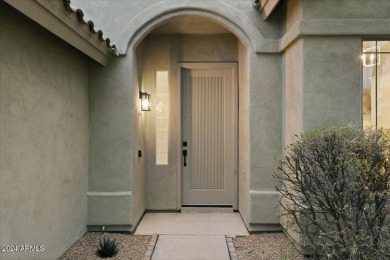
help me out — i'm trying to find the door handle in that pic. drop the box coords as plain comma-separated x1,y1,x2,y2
182,150,187,167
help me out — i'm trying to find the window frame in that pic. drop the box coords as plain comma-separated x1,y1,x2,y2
362,39,390,129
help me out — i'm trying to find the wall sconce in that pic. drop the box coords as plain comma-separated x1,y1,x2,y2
140,91,151,111
361,53,380,68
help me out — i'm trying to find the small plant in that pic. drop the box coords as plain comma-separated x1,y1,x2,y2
97,236,119,258
274,126,390,259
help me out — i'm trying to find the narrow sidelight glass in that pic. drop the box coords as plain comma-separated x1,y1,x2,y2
155,70,169,165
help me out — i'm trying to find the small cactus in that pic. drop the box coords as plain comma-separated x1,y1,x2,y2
97,236,119,258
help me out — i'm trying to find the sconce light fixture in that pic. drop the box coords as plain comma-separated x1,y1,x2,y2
361,53,380,68
140,91,151,111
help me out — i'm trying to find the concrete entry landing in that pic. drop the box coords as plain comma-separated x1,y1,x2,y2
137,213,246,259
135,212,249,236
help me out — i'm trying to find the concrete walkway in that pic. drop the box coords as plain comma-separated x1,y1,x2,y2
136,212,248,260
152,235,230,260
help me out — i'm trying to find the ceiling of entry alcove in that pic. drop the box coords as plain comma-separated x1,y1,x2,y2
150,15,232,34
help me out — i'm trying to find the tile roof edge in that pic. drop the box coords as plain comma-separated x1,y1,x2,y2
63,0,117,54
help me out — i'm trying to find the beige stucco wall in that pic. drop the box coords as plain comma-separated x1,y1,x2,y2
142,35,177,210
87,32,146,233
0,2,88,259
281,34,304,242
284,39,303,145
132,41,147,229
238,40,250,227
302,37,362,130
88,56,135,230
247,52,282,231
302,0,390,19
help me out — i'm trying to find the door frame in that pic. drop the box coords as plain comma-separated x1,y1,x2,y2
176,62,238,210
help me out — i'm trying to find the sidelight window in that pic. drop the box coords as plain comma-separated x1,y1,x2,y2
155,71,169,165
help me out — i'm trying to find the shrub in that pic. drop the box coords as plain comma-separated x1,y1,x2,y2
97,236,119,258
274,126,390,259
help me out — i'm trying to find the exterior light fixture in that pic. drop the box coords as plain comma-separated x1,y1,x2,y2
362,53,379,68
140,91,151,111
362,45,380,68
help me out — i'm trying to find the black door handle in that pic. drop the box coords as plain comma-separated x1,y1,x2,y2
183,150,187,167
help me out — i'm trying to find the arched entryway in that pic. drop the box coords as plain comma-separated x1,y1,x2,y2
135,16,242,210
114,1,270,213
86,1,282,233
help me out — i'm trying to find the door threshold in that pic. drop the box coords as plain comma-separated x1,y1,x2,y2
181,206,233,213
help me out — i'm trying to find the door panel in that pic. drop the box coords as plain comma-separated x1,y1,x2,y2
182,65,236,205
191,76,225,189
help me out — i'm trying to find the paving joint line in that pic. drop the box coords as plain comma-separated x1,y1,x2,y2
226,236,238,260
143,233,158,260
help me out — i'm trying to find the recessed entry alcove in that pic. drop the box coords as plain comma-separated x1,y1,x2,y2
134,14,249,212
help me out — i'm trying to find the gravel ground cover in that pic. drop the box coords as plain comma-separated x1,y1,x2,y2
59,232,151,260
233,233,303,260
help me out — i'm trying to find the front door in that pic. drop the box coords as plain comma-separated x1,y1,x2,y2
181,64,236,206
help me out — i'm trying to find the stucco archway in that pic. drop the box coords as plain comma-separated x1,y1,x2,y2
115,0,280,54
128,1,255,212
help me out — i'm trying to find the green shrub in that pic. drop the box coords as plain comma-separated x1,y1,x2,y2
97,236,119,258
274,126,390,259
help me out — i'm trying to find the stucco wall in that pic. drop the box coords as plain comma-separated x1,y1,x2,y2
132,41,147,229
281,37,304,242
87,33,147,232
238,40,250,227
142,35,178,210
303,37,362,130
284,39,303,145
248,52,282,230
302,0,390,19
88,56,134,230
281,0,386,138
0,2,88,259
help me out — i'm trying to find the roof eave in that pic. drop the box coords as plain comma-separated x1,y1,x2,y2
253,0,281,20
4,0,115,66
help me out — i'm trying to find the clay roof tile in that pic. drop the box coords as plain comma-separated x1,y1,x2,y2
63,0,116,53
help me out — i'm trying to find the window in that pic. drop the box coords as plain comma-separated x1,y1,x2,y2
362,41,390,131
155,71,169,165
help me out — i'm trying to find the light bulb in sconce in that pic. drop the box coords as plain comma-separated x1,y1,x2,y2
361,53,378,68
139,91,151,111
